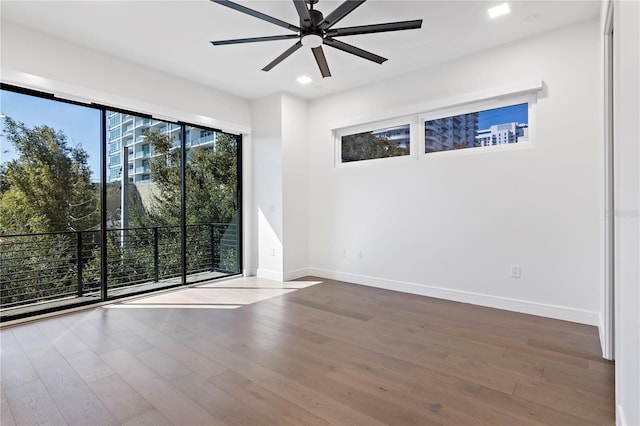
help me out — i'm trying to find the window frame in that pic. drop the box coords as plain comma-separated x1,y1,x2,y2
0,82,244,322
334,116,418,167
329,79,543,168
417,93,536,160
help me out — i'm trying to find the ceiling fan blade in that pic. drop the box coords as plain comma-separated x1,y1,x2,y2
319,0,366,30
312,46,331,78
211,34,299,46
293,0,312,28
211,0,300,32
323,37,387,64
262,41,303,72
326,20,423,37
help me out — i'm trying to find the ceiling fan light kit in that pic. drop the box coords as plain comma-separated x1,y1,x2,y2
210,0,423,78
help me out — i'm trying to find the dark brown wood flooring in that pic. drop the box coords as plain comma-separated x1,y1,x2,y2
0,276,614,425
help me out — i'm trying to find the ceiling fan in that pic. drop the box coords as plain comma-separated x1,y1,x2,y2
210,0,423,78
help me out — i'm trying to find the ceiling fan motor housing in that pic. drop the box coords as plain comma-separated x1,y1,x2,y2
301,8,324,47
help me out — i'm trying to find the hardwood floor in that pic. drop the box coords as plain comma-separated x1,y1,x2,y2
0,276,614,425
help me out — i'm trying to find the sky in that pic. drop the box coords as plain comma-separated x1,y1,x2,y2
0,89,101,181
477,103,528,130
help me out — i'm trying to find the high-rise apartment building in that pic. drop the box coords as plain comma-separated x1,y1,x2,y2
475,122,528,147
424,113,479,152
107,112,217,183
371,124,411,150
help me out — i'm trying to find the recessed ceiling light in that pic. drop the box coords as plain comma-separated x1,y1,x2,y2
488,3,510,19
297,75,313,85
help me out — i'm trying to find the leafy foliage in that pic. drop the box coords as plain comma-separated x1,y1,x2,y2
0,117,98,234
0,120,240,309
140,129,238,226
341,132,409,163
133,129,240,274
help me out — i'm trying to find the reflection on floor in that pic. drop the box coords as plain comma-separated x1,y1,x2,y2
108,276,322,310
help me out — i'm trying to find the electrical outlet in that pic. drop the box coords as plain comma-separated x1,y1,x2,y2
356,251,363,260
270,248,275,256
511,265,521,278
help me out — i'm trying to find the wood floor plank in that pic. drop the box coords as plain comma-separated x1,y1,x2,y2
212,370,330,426
11,323,52,352
101,348,225,426
0,388,16,426
288,295,374,321
122,408,173,426
136,347,192,381
154,323,273,382
295,366,445,425
63,316,122,355
64,349,115,384
37,318,90,356
171,371,245,420
474,383,604,426
0,352,39,390
112,311,229,379
4,379,68,425
0,330,23,356
88,374,153,423
27,346,118,425
513,381,614,424
257,372,389,426
0,276,614,425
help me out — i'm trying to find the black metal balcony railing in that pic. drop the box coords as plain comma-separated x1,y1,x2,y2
0,223,238,310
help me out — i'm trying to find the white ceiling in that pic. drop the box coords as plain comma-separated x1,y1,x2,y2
1,0,600,100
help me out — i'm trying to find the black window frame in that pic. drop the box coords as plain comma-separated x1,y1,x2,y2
0,83,243,322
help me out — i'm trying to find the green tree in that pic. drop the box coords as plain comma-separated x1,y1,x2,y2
139,129,239,273
141,129,238,226
0,117,100,307
0,117,99,234
341,132,409,162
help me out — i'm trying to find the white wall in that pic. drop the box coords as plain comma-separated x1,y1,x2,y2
613,1,640,424
250,93,309,281
282,94,309,279
251,94,284,279
0,21,251,133
306,18,603,325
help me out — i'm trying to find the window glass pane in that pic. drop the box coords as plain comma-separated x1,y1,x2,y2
424,103,528,153
185,126,240,283
0,89,101,313
341,124,410,163
105,111,182,298
1,86,243,319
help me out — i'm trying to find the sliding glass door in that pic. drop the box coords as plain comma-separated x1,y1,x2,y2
0,85,242,321
105,112,183,298
0,88,102,316
185,126,241,284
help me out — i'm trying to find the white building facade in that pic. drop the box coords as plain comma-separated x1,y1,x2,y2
107,112,217,183
475,122,528,147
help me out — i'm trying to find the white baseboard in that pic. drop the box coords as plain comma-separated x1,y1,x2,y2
256,268,284,282
599,313,606,357
617,404,628,426
255,268,310,282
284,268,311,281
243,268,257,277
307,268,600,326
599,312,615,360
